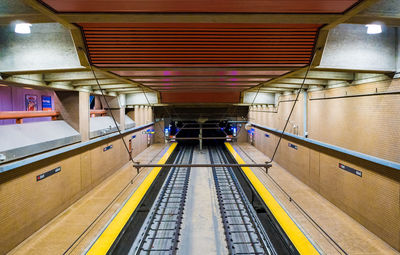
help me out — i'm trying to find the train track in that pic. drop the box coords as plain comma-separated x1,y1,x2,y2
209,146,276,255
129,145,194,255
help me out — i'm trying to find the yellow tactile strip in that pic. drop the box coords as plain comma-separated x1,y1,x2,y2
86,142,178,254
225,142,319,255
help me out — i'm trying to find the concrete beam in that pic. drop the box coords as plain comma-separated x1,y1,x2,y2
106,88,144,92
72,79,122,86
311,0,379,67
1,67,88,75
0,13,52,25
60,13,340,24
291,71,354,81
4,74,46,86
44,71,109,82
124,75,279,79
91,66,155,92
258,87,293,92
279,78,328,86
347,14,400,27
23,0,90,67
266,84,309,89
92,84,138,89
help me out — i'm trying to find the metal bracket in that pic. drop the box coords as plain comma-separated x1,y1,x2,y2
132,163,271,172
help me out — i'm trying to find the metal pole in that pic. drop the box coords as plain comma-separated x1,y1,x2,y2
132,163,272,172
199,124,203,150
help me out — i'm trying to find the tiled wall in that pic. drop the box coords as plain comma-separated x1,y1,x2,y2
250,78,400,163
0,127,152,254
249,78,400,250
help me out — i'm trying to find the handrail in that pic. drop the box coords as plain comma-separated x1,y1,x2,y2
0,111,59,124
90,109,107,117
251,123,400,171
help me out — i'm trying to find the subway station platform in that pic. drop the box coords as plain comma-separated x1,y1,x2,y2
8,142,398,255
8,144,170,255
231,143,398,255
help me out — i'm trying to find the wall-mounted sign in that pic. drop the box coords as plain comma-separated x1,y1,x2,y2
103,145,113,152
288,143,298,150
265,133,270,138
41,96,52,111
142,129,155,134
36,167,61,181
339,163,362,177
129,135,136,153
25,94,38,111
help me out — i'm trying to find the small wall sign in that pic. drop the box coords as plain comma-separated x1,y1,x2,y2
339,163,362,177
103,145,113,152
288,143,298,150
36,167,61,181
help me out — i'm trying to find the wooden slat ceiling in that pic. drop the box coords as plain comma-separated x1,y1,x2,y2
79,23,320,102
40,0,361,103
41,0,360,13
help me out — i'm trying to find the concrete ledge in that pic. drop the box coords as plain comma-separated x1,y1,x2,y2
0,122,154,173
251,123,400,171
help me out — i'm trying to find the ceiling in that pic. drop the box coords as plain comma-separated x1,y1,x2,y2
7,0,374,104
40,0,361,13
79,23,320,99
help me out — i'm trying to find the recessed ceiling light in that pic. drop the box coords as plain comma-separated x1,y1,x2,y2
15,23,32,34
366,24,382,34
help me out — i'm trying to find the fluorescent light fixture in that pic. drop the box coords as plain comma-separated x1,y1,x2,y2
15,23,32,34
366,24,382,34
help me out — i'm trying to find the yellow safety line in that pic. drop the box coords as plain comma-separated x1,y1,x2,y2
87,142,178,255
224,142,319,255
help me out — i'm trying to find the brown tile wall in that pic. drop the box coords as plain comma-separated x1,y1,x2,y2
250,78,400,250
0,127,153,254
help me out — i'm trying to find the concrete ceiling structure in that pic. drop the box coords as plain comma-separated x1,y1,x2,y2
0,0,399,104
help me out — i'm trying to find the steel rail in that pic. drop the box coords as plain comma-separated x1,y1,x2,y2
210,146,274,255
129,145,194,255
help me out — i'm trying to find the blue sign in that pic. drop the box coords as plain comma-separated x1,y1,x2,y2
288,143,298,150
265,133,270,138
41,96,52,111
103,145,113,152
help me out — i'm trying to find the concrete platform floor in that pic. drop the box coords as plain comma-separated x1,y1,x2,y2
8,143,170,255
232,143,398,255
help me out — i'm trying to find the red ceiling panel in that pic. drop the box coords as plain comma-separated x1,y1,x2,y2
161,92,240,104
81,23,320,66
42,0,360,13
112,70,288,77
39,0,362,103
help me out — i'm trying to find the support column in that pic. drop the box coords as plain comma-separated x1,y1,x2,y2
139,105,145,126
147,106,153,123
118,94,126,131
144,106,149,124
248,106,253,123
134,105,140,126
303,91,308,138
54,91,90,142
79,91,90,142
262,105,267,126
256,105,261,124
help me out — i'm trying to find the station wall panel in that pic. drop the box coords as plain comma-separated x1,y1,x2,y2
251,78,400,163
249,77,400,250
0,127,153,254
252,127,400,251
